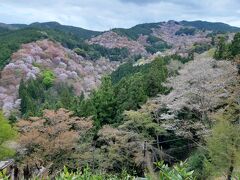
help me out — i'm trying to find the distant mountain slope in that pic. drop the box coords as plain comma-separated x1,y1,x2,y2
0,28,48,69
0,27,128,70
0,27,10,34
112,22,161,40
89,20,240,58
29,22,102,40
112,20,240,40
0,23,27,30
181,20,240,32
0,21,102,40
0,20,239,70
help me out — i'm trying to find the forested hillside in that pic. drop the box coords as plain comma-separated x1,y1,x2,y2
0,21,240,180
0,27,129,70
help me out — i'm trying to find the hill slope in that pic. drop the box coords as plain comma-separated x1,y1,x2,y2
29,21,102,40
0,39,119,116
181,20,240,32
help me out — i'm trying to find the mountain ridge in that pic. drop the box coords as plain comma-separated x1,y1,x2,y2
1,20,240,35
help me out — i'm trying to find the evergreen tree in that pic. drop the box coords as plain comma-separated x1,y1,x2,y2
115,73,147,111
144,57,168,96
230,32,240,57
214,36,227,59
83,76,117,126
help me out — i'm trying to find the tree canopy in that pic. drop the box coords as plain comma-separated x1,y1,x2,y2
0,111,17,160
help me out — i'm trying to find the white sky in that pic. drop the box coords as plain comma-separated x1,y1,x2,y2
0,0,240,31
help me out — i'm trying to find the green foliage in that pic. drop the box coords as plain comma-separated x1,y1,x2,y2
144,57,168,96
145,42,171,54
181,20,240,32
192,43,211,54
0,111,17,160
155,161,195,180
91,44,130,61
120,111,166,138
113,23,160,40
111,56,170,85
0,28,47,69
214,33,240,60
145,36,172,54
175,28,196,36
77,57,168,127
84,76,117,127
54,166,134,180
115,73,147,111
74,48,87,57
0,169,9,180
213,36,230,59
188,149,208,179
0,27,10,34
111,62,150,84
29,21,101,40
42,70,55,88
230,32,240,57
19,77,76,117
77,76,118,127
205,119,240,179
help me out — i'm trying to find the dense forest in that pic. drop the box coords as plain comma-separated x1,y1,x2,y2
0,27,130,70
0,21,240,179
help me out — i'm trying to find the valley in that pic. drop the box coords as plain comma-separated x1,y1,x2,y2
0,19,239,179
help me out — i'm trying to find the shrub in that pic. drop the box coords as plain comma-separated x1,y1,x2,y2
155,161,195,179
42,70,55,88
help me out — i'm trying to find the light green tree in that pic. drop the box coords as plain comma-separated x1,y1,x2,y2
205,102,240,179
0,111,17,160
42,70,55,88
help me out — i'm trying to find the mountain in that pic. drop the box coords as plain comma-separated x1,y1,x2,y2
0,26,126,70
0,22,27,30
1,19,240,179
88,20,211,56
29,21,102,40
112,22,161,40
2,20,239,40
111,20,240,41
1,20,239,71
181,20,240,32
0,21,102,40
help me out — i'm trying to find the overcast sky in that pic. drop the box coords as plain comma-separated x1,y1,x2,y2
0,0,240,31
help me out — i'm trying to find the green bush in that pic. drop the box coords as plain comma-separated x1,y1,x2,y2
155,161,195,180
55,166,134,180
42,70,55,88
0,111,17,160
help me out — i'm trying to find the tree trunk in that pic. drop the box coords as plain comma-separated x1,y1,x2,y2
227,152,234,180
227,165,234,180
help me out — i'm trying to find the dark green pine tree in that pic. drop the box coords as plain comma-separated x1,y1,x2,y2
91,76,117,126
19,79,28,115
144,57,168,97
214,36,227,60
230,32,240,57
